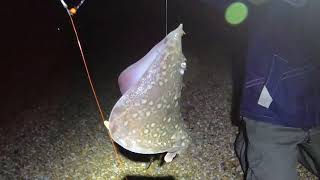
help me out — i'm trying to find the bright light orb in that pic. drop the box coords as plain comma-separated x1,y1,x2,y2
225,2,248,25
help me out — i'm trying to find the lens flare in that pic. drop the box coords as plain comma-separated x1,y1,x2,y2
225,2,248,25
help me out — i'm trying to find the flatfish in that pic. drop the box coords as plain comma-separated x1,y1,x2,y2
105,24,190,162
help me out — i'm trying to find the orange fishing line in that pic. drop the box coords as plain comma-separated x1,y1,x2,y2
61,4,125,176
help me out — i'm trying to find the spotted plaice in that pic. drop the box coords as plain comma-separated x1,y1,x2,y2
105,24,190,162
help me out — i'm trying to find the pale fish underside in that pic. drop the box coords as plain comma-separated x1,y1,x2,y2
105,24,190,162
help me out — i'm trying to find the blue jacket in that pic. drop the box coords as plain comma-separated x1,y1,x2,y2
207,0,320,128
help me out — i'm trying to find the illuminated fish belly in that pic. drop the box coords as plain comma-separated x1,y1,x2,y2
107,24,190,162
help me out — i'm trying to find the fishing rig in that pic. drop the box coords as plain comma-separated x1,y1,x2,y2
59,0,123,173
59,0,169,177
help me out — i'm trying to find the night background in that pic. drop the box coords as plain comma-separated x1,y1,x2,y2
0,0,316,179
1,0,242,128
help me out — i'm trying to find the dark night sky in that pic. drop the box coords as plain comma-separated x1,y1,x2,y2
0,0,245,126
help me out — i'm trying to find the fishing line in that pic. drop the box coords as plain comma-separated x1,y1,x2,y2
59,0,171,177
59,0,124,170
165,0,168,35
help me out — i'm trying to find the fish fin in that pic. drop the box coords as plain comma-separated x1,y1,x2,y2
164,152,177,163
104,120,109,130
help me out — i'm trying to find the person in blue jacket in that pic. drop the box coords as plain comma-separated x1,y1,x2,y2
205,0,320,179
